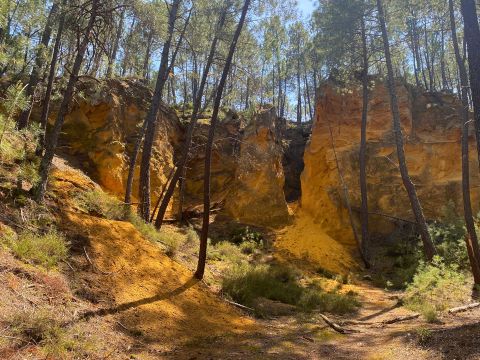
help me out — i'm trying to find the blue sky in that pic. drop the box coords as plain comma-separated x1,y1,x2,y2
297,0,315,18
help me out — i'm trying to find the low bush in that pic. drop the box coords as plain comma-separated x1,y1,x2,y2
208,240,246,264
75,189,126,220
222,263,360,316
2,229,68,269
230,226,264,246
404,256,470,319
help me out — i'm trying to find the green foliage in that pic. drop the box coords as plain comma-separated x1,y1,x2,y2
230,226,264,246
415,327,433,345
74,189,127,221
1,229,68,269
128,213,183,257
222,263,360,316
208,240,246,264
404,257,470,318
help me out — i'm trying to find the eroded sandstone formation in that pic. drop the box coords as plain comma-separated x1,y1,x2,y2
300,80,480,246
51,79,181,215
224,108,290,227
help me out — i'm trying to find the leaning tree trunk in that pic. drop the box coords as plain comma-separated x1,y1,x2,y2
449,0,480,284
35,0,99,202
376,0,437,261
460,0,480,170
17,2,59,130
137,0,181,221
359,14,371,268
195,0,252,280
37,0,67,155
124,2,189,209
154,2,230,229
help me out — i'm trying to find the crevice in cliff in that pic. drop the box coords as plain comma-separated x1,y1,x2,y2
282,122,311,203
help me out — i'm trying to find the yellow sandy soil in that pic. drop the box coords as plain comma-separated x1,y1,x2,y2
275,210,358,274
50,158,255,347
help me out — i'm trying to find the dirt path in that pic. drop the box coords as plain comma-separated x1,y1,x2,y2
164,282,480,360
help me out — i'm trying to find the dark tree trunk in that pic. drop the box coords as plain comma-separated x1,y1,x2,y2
35,0,100,202
17,2,59,130
360,15,371,268
460,0,480,170
154,2,230,229
296,45,302,125
137,0,181,221
37,0,68,155
376,0,437,261
106,5,126,78
121,17,136,77
449,0,480,284
124,2,189,209
195,0,251,280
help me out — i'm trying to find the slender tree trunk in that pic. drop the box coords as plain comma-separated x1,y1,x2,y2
155,2,230,229
460,0,480,169
123,3,190,208
143,30,154,81
106,5,126,78
360,15,371,268
121,17,136,77
449,0,480,284
296,45,302,124
37,0,67,155
195,0,251,280
35,0,99,202
376,0,437,261
137,0,181,220
17,2,59,130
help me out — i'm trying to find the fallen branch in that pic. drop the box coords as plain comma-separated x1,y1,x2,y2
224,299,255,312
319,313,356,334
382,313,420,324
448,302,480,314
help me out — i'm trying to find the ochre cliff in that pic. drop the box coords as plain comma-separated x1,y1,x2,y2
300,80,480,246
54,79,181,215
224,108,290,227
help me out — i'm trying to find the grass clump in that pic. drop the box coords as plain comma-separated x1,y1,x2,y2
9,308,95,358
208,240,246,264
75,189,126,220
222,263,360,316
128,213,184,257
404,256,469,320
2,229,68,269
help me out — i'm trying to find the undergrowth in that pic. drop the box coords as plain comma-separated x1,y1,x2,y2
1,228,68,269
404,256,470,321
74,188,127,220
9,308,96,358
222,263,359,317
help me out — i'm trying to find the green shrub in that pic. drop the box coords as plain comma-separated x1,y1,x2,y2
230,226,264,246
4,229,68,269
239,240,260,254
404,256,469,315
222,263,360,316
208,241,246,264
298,288,360,314
75,189,126,220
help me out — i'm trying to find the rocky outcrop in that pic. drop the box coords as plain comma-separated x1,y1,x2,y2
52,79,181,214
300,80,480,245
224,108,290,227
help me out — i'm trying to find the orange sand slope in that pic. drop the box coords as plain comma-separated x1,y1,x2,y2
275,211,358,275
50,158,254,345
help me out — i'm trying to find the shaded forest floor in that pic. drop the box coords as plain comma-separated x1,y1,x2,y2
1,157,480,359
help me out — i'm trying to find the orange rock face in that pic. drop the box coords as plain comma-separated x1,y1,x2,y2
224,108,290,228
56,79,181,214
300,80,480,245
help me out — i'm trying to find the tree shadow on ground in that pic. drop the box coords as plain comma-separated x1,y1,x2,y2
420,321,480,360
